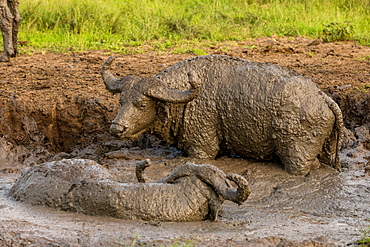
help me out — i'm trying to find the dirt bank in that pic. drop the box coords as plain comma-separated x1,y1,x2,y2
0,37,369,246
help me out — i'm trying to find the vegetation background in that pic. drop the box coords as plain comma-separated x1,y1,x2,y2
12,0,370,54
1,0,370,245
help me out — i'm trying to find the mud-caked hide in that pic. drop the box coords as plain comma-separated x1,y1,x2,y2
9,159,250,222
101,55,344,176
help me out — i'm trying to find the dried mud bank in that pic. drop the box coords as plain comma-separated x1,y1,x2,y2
0,38,370,246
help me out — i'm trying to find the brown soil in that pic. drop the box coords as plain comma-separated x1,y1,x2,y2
0,37,370,246
1,37,370,159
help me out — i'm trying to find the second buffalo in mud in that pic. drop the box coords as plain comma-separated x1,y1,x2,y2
101,55,344,176
10,159,250,222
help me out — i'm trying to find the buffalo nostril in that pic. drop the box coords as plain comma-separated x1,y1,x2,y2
110,123,128,134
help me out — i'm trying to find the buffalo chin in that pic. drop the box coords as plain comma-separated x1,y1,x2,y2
116,130,146,141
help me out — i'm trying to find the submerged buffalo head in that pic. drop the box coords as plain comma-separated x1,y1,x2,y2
101,56,199,140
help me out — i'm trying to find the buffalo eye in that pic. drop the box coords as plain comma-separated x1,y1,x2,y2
135,100,148,110
139,103,147,109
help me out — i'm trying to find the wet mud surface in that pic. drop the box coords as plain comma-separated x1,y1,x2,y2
0,37,370,246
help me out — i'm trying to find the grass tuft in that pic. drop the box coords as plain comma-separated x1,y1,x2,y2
356,225,370,246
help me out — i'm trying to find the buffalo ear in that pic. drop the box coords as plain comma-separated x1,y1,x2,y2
156,101,169,123
145,71,199,103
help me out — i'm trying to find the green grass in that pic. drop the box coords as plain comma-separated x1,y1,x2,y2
6,0,370,53
357,224,370,246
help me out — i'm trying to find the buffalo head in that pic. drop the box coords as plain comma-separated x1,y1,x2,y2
101,56,199,140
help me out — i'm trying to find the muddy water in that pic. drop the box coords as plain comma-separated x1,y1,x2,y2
1,141,369,246
1,42,370,246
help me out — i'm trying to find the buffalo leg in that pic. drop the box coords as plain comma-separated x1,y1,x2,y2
0,0,20,62
135,159,151,183
278,146,320,176
156,163,250,204
208,192,222,222
183,132,220,159
275,106,335,175
276,135,327,176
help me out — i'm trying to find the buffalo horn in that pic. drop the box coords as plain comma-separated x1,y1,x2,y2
101,56,123,94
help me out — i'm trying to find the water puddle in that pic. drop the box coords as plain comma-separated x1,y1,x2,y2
1,143,369,246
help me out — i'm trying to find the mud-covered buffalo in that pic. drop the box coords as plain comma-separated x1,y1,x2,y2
102,55,344,175
10,159,250,222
